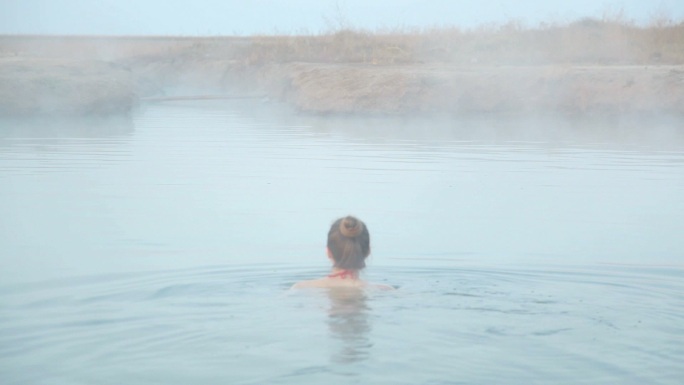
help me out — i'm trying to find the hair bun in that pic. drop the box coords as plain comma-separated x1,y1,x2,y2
339,216,364,238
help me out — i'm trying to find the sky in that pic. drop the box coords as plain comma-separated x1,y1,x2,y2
1,0,683,35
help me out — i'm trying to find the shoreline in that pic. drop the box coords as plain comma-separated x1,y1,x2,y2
1,26,683,117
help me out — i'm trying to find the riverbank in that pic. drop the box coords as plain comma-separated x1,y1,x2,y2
1,19,683,116
0,57,136,116
261,63,684,115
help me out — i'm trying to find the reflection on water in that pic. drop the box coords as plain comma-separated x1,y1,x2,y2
0,116,133,176
0,115,134,139
279,107,684,151
326,288,372,364
1,100,683,384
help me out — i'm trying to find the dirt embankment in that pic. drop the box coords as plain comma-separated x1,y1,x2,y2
0,57,136,116
263,63,684,115
1,22,684,116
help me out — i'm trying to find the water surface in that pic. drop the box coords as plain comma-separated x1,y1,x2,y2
1,101,683,384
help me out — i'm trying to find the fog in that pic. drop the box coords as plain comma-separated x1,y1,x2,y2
2,0,684,35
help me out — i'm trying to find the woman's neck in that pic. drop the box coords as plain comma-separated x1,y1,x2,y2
327,268,359,279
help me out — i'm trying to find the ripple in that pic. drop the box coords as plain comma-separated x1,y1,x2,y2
1,263,682,384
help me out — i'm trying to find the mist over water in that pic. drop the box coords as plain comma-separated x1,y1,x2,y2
2,101,683,282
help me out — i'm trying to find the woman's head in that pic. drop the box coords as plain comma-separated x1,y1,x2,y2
327,216,370,270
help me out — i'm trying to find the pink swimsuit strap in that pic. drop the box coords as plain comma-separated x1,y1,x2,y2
327,270,358,279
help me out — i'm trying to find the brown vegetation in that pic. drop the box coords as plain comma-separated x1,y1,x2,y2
1,17,683,116
240,18,684,66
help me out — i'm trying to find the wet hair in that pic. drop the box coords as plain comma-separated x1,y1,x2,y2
327,216,370,270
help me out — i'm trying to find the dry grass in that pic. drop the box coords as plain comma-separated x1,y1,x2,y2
2,18,682,67
234,18,684,67
1,17,683,116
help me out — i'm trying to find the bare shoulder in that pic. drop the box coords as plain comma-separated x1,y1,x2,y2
290,278,329,289
291,279,395,290
291,278,363,289
369,283,396,291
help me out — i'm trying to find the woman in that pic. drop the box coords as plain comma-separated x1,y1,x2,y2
292,215,393,289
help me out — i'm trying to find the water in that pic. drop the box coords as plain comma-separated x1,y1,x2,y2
1,101,683,384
